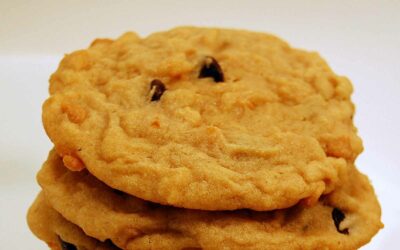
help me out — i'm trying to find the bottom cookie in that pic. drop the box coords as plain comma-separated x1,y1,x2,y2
35,150,383,250
27,193,120,250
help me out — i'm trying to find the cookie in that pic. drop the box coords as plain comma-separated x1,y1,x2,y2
38,150,382,249
27,193,119,250
42,27,361,210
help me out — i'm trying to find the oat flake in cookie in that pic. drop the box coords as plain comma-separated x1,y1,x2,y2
43,27,362,210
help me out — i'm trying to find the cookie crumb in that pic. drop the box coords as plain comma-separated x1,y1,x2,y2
62,155,85,172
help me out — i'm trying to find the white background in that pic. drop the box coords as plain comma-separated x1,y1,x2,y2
1,1,399,249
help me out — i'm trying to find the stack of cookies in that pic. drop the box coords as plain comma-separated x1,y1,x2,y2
27,27,383,250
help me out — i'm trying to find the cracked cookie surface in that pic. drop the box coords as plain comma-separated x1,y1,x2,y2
43,27,361,210
38,150,382,249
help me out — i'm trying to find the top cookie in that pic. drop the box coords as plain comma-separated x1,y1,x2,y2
42,27,362,210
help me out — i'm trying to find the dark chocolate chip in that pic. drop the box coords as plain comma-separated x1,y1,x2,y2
332,208,349,234
150,79,166,101
199,56,224,82
59,237,77,250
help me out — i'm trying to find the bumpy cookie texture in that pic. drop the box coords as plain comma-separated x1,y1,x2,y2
43,27,362,210
27,193,119,250
38,151,382,250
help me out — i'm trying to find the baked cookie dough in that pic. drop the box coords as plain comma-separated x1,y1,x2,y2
42,27,361,210
27,193,119,250
38,150,382,250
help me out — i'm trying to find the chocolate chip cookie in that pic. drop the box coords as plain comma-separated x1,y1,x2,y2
42,27,360,210
27,193,119,250
37,150,382,249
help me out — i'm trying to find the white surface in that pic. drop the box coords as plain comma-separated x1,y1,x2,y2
0,1,399,249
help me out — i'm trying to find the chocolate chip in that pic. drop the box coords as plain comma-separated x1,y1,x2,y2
332,208,349,234
150,79,166,101
59,237,77,250
199,56,224,82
